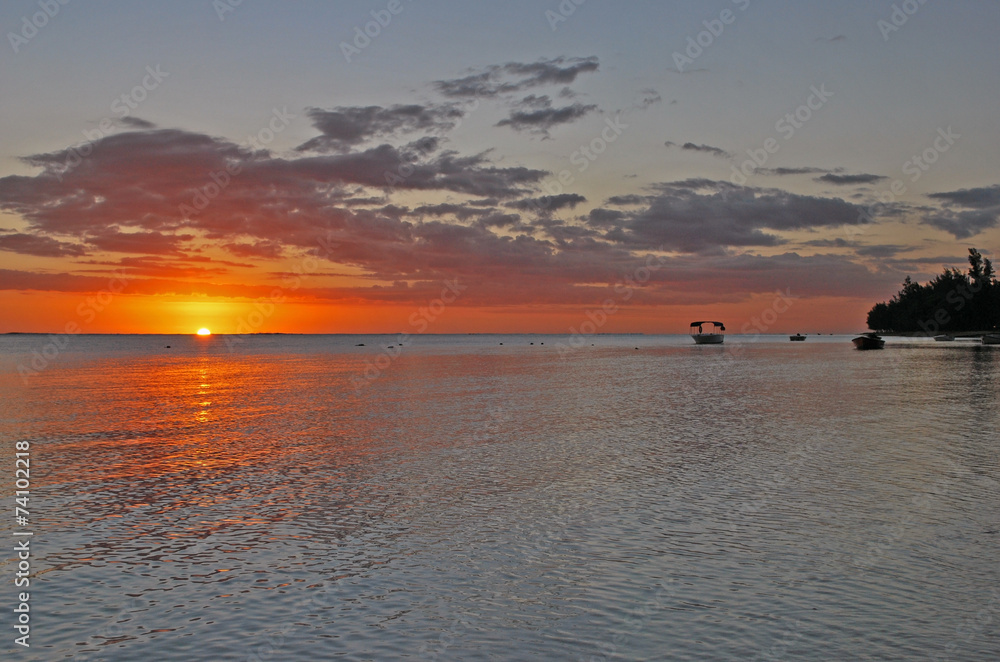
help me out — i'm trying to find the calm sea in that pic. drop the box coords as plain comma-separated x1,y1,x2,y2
1,334,998,661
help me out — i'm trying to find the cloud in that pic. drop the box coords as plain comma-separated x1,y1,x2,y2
296,104,463,153
0,232,87,257
496,95,597,136
853,244,912,258
758,167,831,176
665,141,732,158
434,56,599,98
589,180,866,253
817,173,887,185
923,211,998,239
505,193,586,213
633,88,662,110
923,184,1000,238
119,116,156,129
927,184,1000,209
223,240,285,259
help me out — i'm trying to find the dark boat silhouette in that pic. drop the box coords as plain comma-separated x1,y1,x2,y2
852,332,885,350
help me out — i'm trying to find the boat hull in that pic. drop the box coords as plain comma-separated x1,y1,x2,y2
852,336,885,350
983,334,1000,345
790,335,806,341
691,334,724,345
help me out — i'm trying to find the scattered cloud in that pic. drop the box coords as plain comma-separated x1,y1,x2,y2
296,104,462,153
588,180,866,253
496,96,597,136
927,184,1000,209
665,141,732,158
758,167,831,176
817,173,887,185
923,184,1000,238
119,116,156,129
434,56,599,98
0,232,87,257
505,193,586,213
633,88,662,110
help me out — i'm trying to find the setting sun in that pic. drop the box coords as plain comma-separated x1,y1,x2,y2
196,328,211,336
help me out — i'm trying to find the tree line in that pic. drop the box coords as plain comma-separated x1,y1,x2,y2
866,248,998,334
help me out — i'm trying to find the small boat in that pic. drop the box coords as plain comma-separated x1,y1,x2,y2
852,332,885,350
983,334,1000,345
933,335,955,342
790,333,806,341
690,321,725,345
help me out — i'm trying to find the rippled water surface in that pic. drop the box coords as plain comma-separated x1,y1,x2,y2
1,334,998,660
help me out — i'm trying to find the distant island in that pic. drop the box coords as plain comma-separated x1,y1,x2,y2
867,248,998,334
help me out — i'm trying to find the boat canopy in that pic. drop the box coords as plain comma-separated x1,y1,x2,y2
689,321,725,331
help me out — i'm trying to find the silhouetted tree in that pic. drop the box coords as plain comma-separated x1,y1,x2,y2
866,248,998,333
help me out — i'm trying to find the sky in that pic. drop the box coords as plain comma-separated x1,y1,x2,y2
1,0,998,334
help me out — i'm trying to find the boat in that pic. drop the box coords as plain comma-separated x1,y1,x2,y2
690,321,725,344
983,334,1000,345
933,334,955,341
790,333,806,341
852,332,885,350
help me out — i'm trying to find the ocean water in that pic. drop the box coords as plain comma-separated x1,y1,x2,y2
1,333,998,661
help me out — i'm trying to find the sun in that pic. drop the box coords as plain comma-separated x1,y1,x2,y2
196,328,211,336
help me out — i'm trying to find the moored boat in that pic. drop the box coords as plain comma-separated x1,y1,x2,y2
690,321,725,344
852,332,885,350
790,333,806,341
983,333,1000,345
933,334,955,341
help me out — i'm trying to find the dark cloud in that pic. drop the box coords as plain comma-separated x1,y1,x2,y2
802,238,857,248
854,244,912,258
496,96,597,136
296,104,463,153
924,211,998,239
0,232,87,257
119,117,156,129
665,141,732,158
590,180,865,253
927,184,1000,209
923,184,1000,238
758,167,831,176
633,88,662,109
223,240,284,259
84,228,193,254
605,194,647,206
505,193,586,213
817,173,887,185
434,56,599,98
